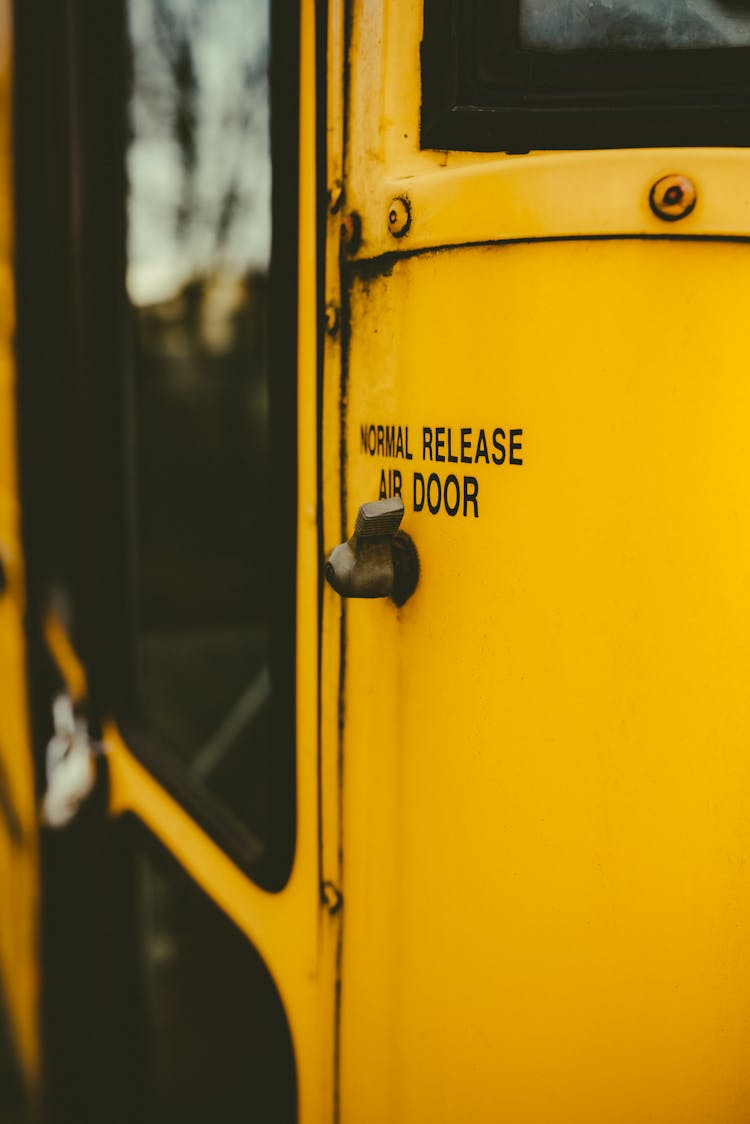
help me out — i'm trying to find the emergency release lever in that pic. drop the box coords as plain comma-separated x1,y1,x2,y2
325,497,419,607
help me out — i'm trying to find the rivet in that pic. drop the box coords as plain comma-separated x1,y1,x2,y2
340,211,361,255
649,174,697,222
328,179,344,215
387,196,411,238
325,302,339,336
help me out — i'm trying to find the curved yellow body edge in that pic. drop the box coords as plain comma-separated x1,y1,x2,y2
0,0,40,1103
104,4,337,1122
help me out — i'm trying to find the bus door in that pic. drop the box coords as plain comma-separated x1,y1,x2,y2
12,2,331,1122
325,2,750,1121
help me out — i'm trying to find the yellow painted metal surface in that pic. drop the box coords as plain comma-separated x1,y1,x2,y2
0,0,40,1100
323,3,750,1120
10,0,750,1118
343,0,750,254
104,4,336,1123
43,611,87,705
337,239,750,1122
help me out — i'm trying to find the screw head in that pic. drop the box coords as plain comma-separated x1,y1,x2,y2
649,174,697,222
387,196,411,239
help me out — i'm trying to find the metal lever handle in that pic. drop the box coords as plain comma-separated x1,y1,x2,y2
325,497,419,606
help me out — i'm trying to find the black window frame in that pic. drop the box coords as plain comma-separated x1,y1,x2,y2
422,0,750,151
116,0,302,893
14,0,303,895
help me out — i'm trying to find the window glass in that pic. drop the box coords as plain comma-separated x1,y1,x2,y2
125,0,294,882
520,0,750,51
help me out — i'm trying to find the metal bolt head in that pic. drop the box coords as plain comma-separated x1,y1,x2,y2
649,174,697,222
387,196,411,238
340,211,361,254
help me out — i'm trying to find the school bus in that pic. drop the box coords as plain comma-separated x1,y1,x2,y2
3,0,750,1121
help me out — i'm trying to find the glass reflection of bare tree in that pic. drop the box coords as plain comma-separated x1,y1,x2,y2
125,0,277,823
521,0,750,51
127,0,271,307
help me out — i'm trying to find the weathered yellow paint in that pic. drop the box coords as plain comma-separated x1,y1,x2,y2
338,239,750,1122
0,0,40,1101
344,0,750,258
320,0,346,912
105,724,329,1124
375,148,750,255
104,3,335,1123
325,2,750,1120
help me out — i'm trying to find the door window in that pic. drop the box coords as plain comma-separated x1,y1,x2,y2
16,0,297,890
123,0,297,888
520,0,750,51
421,0,750,150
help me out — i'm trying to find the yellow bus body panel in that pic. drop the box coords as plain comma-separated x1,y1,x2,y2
105,6,337,1123
338,238,750,1122
0,0,39,1097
